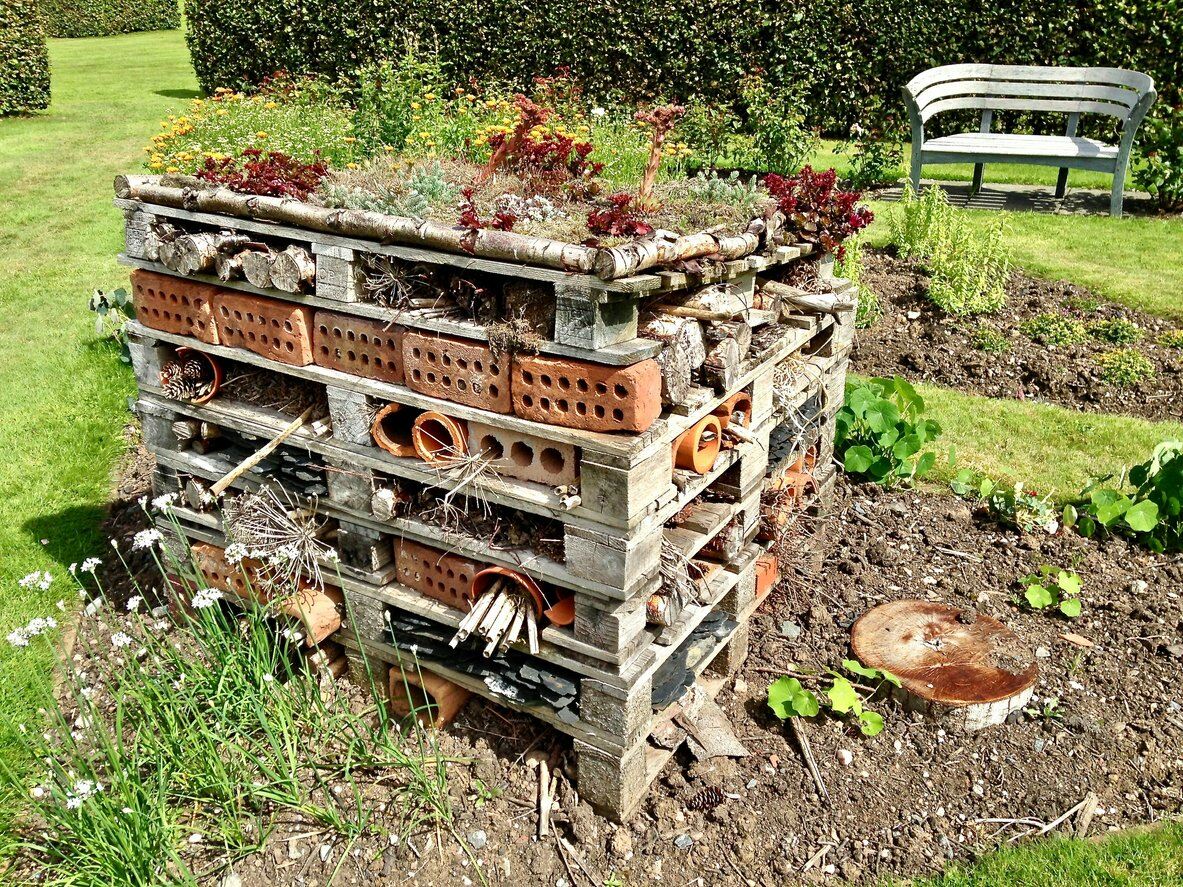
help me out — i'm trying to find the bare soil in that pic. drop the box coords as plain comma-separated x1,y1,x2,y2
854,252,1183,423
66,452,1183,886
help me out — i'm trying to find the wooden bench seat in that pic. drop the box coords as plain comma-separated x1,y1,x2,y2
904,64,1156,217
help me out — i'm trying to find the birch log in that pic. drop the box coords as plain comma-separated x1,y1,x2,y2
115,175,599,274
762,279,856,318
701,337,741,390
270,245,316,293
703,320,752,357
240,248,276,289
594,230,760,280
175,232,251,276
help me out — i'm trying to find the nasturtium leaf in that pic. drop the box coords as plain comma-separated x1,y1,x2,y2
1025,583,1054,609
1095,497,1131,526
1123,500,1159,533
827,678,860,714
843,659,879,680
879,669,901,688
1056,572,1082,596
793,689,821,717
767,676,801,720
1062,503,1078,528
857,710,885,737
915,452,936,476
1059,597,1082,618
844,445,874,474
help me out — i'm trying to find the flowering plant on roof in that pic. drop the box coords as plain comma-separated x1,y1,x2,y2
764,166,873,260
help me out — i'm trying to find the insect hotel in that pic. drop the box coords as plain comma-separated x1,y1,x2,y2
114,171,853,820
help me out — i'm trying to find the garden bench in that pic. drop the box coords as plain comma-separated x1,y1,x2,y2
903,64,1156,217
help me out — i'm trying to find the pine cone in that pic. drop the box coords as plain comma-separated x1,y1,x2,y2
687,786,725,811
160,358,214,402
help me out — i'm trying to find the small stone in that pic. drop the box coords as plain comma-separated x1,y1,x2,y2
468,830,488,851
219,871,242,887
906,310,922,320
733,677,748,694
674,834,694,850
1035,646,1051,659
1034,738,1047,753
609,828,633,858
837,749,854,767
319,844,332,862
1130,580,1149,595
779,621,803,640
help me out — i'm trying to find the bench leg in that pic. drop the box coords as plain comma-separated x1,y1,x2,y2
1109,167,1126,218
971,163,984,196
1055,167,1069,199
909,152,923,195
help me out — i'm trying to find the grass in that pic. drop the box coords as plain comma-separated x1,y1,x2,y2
905,822,1183,886
0,31,197,771
914,383,1183,498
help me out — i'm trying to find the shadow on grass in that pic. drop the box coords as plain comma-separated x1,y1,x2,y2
22,503,116,575
154,88,203,100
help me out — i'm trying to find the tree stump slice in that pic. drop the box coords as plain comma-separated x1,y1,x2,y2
851,600,1038,732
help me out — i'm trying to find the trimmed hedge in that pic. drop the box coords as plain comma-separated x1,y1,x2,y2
186,0,1181,132
0,0,50,115
41,0,180,38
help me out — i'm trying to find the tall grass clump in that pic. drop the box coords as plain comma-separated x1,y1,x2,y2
0,499,451,885
889,184,1011,315
834,235,880,328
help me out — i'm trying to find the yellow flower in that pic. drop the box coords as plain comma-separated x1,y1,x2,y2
412,114,422,121
424,92,436,101
383,145,395,152
166,166,179,173
343,136,357,144
420,131,431,139
346,162,359,169
149,160,163,170
216,109,228,116
264,101,278,110
411,102,421,110
256,131,268,138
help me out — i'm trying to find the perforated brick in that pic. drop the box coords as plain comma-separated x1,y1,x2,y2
510,355,662,433
131,269,220,344
395,539,481,612
467,421,578,486
212,291,314,366
313,310,405,384
402,331,511,413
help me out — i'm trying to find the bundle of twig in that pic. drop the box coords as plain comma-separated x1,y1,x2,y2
649,539,699,625
361,254,448,309
449,579,539,656
221,485,334,593
160,356,216,403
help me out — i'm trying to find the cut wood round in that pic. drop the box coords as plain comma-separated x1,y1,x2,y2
270,245,316,293
703,319,752,356
639,312,707,369
851,600,1038,732
653,341,694,406
215,251,244,281
701,336,741,391
240,248,276,289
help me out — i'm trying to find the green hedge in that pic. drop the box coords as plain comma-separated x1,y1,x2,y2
41,0,180,38
0,0,50,115
186,0,1181,132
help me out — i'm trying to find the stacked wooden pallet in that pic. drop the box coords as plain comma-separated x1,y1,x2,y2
117,177,852,820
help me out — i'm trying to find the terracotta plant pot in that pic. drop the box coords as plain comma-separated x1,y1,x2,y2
542,593,576,627
411,411,468,464
172,346,224,404
388,666,471,729
371,402,420,458
673,414,722,474
470,566,546,619
713,391,753,430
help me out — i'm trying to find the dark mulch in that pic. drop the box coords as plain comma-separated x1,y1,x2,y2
853,252,1183,423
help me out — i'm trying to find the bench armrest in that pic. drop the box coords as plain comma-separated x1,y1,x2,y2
1119,88,1157,154
902,85,924,148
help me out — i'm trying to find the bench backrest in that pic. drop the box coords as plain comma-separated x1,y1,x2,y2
904,64,1155,125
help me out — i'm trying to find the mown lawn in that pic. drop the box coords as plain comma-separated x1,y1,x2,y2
0,30,197,770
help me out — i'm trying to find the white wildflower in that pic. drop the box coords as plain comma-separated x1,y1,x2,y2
110,632,132,649
80,558,102,573
18,571,52,590
56,599,66,612
65,796,83,810
137,496,148,509
7,629,29,648
68,563,77,574
131,529,163,551
30,786,45,799
323,549,340,563
224,543,248,564
591,107,607,117
151,492,178,512
109,538,119,549
125,595,142,613
121,807,133,815
261,673,275,683
153,620,170,632
191,588,223,609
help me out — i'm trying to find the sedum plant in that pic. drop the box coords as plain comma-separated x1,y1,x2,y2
1096,348,1155,386
1021,313,1087,347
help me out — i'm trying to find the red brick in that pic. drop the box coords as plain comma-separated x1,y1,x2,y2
402,331,511,414
313,310,405,384
394,539,481,612
511,355,662,434
212,291,315,366
131,269,220,344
